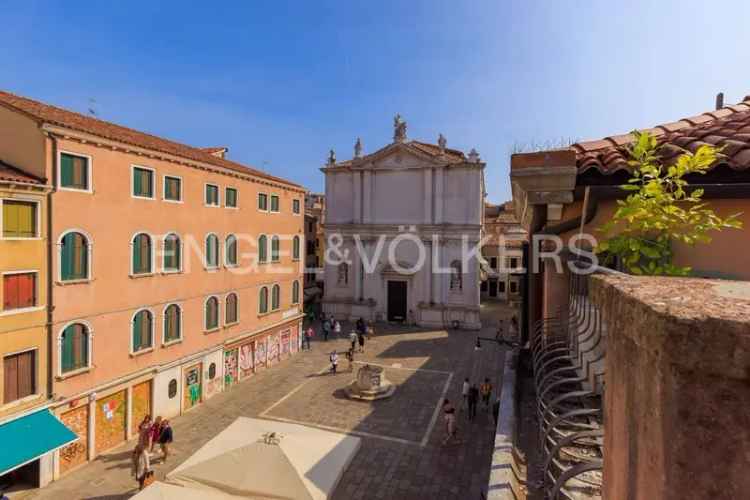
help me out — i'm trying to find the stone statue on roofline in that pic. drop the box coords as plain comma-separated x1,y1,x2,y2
468,148,480,163
393,114,407,143
354,137,362,158
327,149,336,166
438,133,447,153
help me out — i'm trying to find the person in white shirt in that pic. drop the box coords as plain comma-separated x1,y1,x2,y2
461,378,470,411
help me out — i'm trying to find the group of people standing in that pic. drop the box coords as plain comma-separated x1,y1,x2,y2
442,377,497,446
132,415,174,490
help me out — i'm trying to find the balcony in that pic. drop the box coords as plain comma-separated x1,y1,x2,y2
487,264,750,499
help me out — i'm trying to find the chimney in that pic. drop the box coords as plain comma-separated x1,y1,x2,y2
202,147,228,159
715,92,724,110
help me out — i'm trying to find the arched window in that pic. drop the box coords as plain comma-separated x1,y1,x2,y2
450,260,463,290
292,280,300,304
132,309,154,352
205,234,219,269
205,296,219,330
271,284,280,310
259,287,268,314
225,234,238,267
258,235,268,263
337,262,349,285
60,231,89,281
60,323,89,374
292,236,300,260
163,304,181,343
271,236,280,262
208,363,217,379
132,233,152,274
225,293,238,324
163,233,181,272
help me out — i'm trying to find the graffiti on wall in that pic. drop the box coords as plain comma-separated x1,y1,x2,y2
239,342,254,379
255,338,267,369
224,349,239,387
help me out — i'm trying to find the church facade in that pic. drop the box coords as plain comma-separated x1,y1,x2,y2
321,117,485,329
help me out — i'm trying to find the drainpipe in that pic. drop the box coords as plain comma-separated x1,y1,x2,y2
45,132,58,401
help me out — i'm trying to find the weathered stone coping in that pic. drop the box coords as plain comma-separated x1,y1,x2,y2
590,274,750,380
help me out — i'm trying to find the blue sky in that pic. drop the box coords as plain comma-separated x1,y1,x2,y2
3,1,750,202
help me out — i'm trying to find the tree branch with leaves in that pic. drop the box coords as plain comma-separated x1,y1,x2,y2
596,131,743,275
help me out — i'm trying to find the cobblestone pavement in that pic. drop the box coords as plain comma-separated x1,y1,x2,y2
28,301,515,500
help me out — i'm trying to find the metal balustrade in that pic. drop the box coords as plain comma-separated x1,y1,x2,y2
530,263,622,499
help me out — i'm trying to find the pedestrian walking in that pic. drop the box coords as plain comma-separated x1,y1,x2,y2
304,326,314,350
334,320,342,337
149,416,163,453
468,384,479,421
137,414,152,449
441,399,458,445
461,378,470,411
480,378,493,411
357,331,365,353
356,317,365,335
158,419,173,463
346,347,355,372
329,350,339,374
322,317,331,341
132,444,152,490
349,330,358,352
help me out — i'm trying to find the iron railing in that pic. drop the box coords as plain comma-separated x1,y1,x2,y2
531,263,622,499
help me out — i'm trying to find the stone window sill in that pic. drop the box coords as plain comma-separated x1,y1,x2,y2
162,338,183,348
57,367,91,380
56,278,92,286
129,347,154,357
130,273,155,279
204,327,220,334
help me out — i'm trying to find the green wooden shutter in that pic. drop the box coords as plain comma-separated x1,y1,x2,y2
133,312,142,351
259,236,267,262
133,168,142,195
60,154,73,187
62,326,73,372
61,234,73,280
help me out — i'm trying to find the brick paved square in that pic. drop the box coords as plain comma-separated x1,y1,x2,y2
262,362,452,444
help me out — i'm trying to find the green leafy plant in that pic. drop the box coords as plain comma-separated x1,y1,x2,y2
596,131,742,275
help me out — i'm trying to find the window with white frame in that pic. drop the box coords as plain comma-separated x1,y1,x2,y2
132,309,154,353
205,184,220,207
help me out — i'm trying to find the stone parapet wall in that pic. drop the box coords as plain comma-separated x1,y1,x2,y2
590,274,750,500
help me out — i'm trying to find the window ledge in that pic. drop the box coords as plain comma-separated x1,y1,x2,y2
224,321,239,328
57,367,91,380
163,198,183,204
204,327,220,334
161,270,183,275
56,278,92,286
132,195,155,201
1,236,43,241
162,338,183,348
204,204,221,208
58,187,93,194
0,305,45,317
257,311,271,318
204,266,220,272
130,273,155,279
0,393,42,411
225,206,239,210
224,264,239,269
129,347,154,357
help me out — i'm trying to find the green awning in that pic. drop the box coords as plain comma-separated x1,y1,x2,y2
0,409,78,476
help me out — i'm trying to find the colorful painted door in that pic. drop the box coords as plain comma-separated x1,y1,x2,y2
95,390,126,454
59,405,89,474
224,349,239,388
183,364,202,410
130,380,152,437
255,338,267,370
280,330,291,358
268,334,280,365
239,342,254,379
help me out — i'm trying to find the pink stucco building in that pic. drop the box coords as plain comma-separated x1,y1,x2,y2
0,90,305,480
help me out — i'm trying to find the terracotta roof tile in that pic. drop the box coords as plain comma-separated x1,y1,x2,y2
0,159,45,185
572,96,750,175
0,90,302,189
